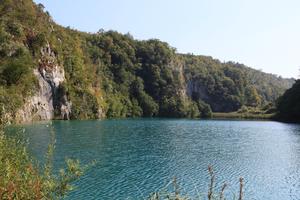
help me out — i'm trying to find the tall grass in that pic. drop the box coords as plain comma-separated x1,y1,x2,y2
147,166,244,200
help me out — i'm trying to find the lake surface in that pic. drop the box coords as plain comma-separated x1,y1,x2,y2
10,119,300,199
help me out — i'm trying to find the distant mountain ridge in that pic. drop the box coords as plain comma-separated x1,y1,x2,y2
0,0,295,123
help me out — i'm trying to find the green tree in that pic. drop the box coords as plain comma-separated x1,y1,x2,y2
276,80,300,122
1,59,31,86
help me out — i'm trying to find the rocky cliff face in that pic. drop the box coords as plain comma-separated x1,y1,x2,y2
15,44,71,123
186,79,210,101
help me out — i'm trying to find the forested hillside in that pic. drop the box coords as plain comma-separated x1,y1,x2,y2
0,0,295,123
276,80,300,122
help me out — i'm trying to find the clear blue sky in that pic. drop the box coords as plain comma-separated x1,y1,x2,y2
33,0,300,78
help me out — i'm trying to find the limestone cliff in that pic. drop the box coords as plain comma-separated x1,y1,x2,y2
15,44,71,123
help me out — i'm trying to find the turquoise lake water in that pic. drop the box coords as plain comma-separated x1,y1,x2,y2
11,119,300,199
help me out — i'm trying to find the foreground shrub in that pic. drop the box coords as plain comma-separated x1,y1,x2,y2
0,124,86,200
147,166,244,200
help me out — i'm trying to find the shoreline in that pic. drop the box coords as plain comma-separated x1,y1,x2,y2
212,112,274,120
7,113,300,126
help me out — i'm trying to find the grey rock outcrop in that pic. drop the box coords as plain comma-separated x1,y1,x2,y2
15,44,71,123
186,79,210,102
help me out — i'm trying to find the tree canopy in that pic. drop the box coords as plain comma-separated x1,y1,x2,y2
276,80,300,122
0,0,295,121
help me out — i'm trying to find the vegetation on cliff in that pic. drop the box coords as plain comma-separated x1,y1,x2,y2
0,0,294,122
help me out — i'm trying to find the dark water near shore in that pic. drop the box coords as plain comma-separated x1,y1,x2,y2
10,119,300,199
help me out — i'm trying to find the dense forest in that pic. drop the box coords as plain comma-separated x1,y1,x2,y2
276,79,300,122
0,0,295,122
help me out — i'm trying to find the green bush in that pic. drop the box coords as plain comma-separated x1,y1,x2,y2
2,61,29,86
27,33,47,56
138,92,158,117
187,101,200,118
0,124,86,200
69,89,99,119
197,100,212,118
